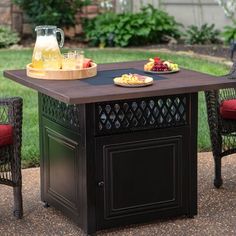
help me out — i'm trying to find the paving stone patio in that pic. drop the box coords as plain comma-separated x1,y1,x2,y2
0,152,236,236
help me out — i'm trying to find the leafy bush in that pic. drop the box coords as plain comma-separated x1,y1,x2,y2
84,4,181,47
12,0,90,27
222,21,236,43
185,24,221,45
0,26,20,48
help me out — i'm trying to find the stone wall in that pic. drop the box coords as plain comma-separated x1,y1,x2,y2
63,4,100,38
0,0,25,34
0,0,11,27
0,0,99,37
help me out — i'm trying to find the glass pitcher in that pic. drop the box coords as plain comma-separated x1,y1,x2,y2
32,25,64,69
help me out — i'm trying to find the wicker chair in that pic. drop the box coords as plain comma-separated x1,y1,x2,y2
0,97,23,218
205,61,236,188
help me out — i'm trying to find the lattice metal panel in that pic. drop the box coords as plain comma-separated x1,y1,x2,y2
96,95,188,135
41,94,80,130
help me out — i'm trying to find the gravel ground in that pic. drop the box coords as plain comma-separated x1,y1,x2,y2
0,152,236,236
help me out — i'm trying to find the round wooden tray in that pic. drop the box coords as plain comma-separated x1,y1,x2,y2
26,62,97,80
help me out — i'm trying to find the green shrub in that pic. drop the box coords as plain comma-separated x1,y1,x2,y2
184,24,221,45
0,26,20,48
12,0,90,27
221,21,236,43
85,12,118,46
84,4,181,47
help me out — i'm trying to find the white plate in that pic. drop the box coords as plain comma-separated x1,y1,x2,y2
113,76,153,87
144,69,180,74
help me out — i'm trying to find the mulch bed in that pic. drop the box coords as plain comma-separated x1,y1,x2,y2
20,36,233,60
144,44,232,60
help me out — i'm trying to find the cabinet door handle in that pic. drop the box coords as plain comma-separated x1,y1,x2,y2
98,181,104,187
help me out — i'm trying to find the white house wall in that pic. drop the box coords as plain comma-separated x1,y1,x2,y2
127,0,232,29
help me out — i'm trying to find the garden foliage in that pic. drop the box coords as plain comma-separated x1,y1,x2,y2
221,21,236,43
215,0,236,44
12,0,90,27
84,5,181,47
0,26,20,48
185,24,221,45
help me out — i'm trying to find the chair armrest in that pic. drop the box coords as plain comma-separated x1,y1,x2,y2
0,97,23,147
205,90,222,155
226,60,236,79
0,97,23,184
0,97,23,125
205,90,221,130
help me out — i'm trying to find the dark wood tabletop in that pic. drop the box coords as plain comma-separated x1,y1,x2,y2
4,60,236,104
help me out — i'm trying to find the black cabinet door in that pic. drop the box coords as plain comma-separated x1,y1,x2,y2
95,127,190,230
40,117,82,223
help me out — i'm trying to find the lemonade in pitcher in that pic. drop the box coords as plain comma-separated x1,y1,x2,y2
32,25,64,70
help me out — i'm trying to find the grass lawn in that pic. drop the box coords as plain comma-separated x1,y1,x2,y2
0,48,229,167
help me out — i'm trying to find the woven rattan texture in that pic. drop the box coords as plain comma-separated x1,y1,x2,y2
0,97,23,218
205,82,236,187
96,94,189,135
0,98,22,186
205,89,236,157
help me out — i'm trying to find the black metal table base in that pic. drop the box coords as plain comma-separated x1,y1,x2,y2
38,92,198,235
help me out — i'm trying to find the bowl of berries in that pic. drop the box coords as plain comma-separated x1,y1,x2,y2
144,57,179,74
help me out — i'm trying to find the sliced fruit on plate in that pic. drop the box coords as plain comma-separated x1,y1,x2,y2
144,57,179,72
114,73,153,86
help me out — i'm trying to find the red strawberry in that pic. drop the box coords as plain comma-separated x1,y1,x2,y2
154,57,161,63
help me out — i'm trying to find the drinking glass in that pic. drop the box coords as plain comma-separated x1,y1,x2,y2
62,52,77,70
74,50,84,69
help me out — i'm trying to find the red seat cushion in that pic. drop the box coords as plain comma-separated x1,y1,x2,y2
0,125,13,147
220,99,236,120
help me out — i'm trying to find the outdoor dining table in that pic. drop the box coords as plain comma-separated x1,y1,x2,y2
4,60,236,235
